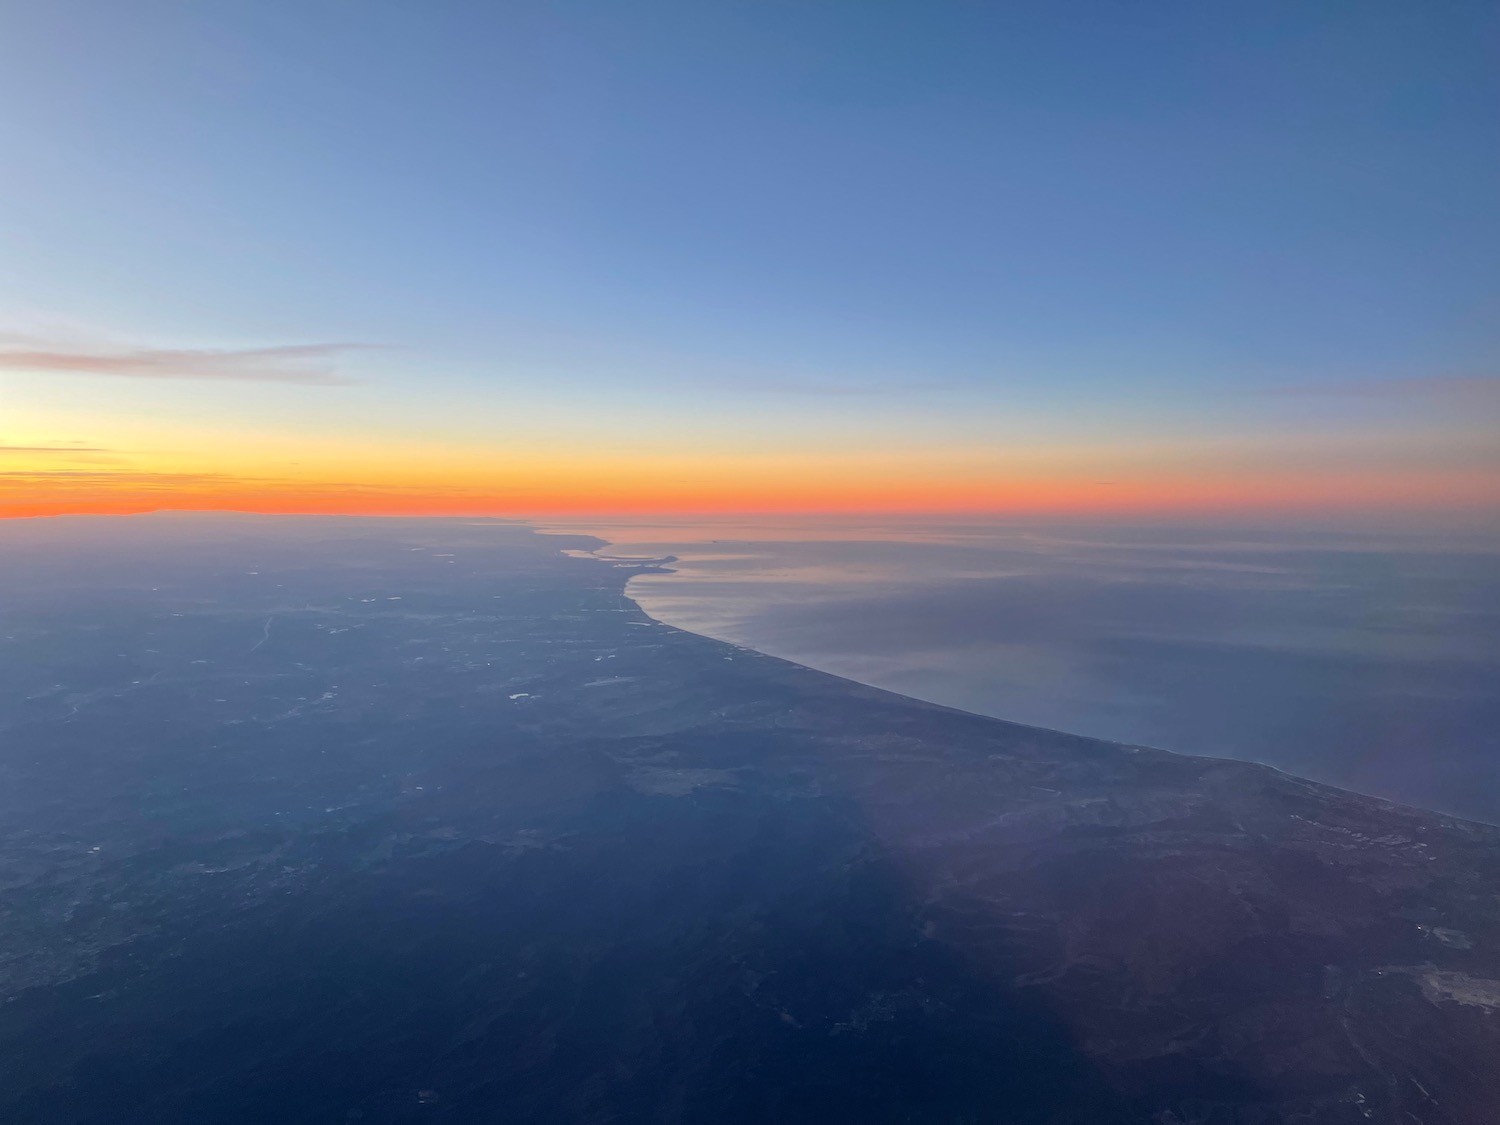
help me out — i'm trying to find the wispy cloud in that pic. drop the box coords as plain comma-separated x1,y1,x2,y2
0,470,236,484
725,378,952,397
0,340,373,384
0,444,111,453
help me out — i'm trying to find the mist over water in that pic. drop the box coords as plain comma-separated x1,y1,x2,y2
553,517,1500,824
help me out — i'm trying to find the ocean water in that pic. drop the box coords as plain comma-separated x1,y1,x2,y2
552,517,1500,824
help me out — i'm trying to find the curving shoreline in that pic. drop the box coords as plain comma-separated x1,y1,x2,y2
2,513,1497,1123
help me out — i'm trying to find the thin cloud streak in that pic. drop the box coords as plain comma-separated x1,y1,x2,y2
1267,375,1500,403
0,342,373,384
0,445,111,453
724,378,953,397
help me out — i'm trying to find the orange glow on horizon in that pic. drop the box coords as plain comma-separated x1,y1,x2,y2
3,463,1497,523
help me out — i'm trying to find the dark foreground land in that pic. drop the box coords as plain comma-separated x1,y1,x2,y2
1,515,1497,1125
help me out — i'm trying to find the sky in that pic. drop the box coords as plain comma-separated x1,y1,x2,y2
1,0,1497,523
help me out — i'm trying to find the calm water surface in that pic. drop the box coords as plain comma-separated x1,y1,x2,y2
549,517,1500,823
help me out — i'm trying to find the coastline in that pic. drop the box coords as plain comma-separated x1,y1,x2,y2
558,517,1500,826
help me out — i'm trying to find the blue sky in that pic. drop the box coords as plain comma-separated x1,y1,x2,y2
1,0,1496,517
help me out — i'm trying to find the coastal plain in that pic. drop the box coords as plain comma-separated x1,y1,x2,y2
1,515,1498,1124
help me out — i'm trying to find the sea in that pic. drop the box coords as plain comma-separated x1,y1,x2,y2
551,515,1500,824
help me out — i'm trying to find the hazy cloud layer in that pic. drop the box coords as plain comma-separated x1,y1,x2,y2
0,445,110,453
0,341,371,384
